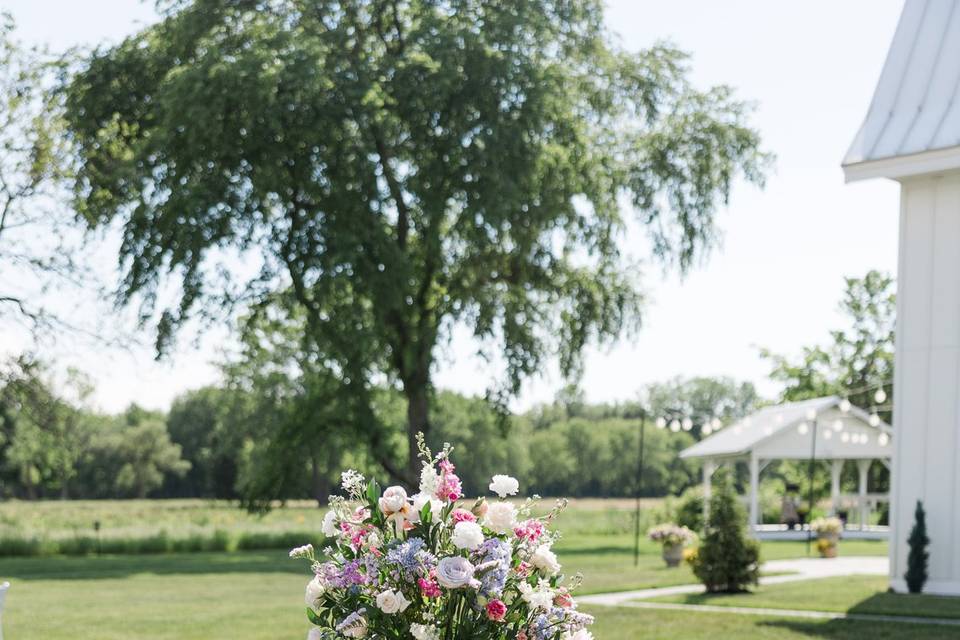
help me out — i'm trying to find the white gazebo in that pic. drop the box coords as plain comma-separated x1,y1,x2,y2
843,0,960,595
680,396,892,537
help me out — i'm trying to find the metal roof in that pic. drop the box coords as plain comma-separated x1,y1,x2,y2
843,0,960,181
680,396,892,460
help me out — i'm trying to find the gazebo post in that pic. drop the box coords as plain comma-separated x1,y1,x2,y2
830,460,844,517
857,459,871,531
702,459,716,522
748,453,760,529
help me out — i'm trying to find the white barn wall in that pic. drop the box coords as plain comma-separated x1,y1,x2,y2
890,172,960,595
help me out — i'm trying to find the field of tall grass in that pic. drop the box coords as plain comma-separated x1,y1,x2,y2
0,497,665,557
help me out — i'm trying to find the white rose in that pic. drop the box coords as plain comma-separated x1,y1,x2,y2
378,486,409,515
375,589,411,614
451,521,485,550
531,544,561,575
410,623,441,640
304,576,325,609
488,474,520,498
409,492,445,523
321,510,338,537
483,501,517,534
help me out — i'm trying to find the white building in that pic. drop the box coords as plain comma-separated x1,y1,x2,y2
843,0,960,595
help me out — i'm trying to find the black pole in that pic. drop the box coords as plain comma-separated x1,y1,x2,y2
633,409,647,567
806,417,818,556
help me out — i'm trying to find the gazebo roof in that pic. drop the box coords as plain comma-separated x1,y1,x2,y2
843,0,960,181
680,396,892,461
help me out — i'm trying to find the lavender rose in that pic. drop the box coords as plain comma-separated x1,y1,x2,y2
435,556,475,589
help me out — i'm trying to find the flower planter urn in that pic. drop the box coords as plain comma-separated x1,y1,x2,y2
662,543,684,567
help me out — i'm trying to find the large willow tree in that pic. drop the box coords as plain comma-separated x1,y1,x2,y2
65,0,768,482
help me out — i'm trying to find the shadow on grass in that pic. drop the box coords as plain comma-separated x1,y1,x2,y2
757,618,953,639
848,592,960,620
0,550,304,581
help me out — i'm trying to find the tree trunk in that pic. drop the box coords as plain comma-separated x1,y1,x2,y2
404,380,430,483
310,453,332,507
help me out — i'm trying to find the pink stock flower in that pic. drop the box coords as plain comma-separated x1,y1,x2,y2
451,508,476,523
513,519,545,542
418,576,442,598
435,459,462,502
486,599,507,621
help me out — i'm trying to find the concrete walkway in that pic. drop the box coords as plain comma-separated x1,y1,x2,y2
578,556,888,607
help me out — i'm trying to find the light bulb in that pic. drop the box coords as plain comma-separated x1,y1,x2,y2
840,432,850,443
703,425,713,436
656,417,667,429
797,422,809,435
839,398,851,413
869,413,880,427
805,408,817,421
670,419,681,433
682,418,693,432
874,388,887,404
712,417,722,429
832,419,843,432
823,430,833,440
879,433,890,446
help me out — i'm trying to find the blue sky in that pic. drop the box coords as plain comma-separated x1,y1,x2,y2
4,0,904,412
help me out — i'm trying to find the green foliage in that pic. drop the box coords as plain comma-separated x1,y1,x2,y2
690,469,760,593
905,500,930,594
64,0,768,481
673,486,704,532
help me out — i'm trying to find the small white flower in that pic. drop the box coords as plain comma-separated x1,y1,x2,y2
321,510,338,537
304,576,325,610
451,521,485,550
483,501,517,534
519,578,556,610
410,623,441,640
289,543,314,559
530,543,561,575
341,469,365,494
489,474,520,498
375,589,411,614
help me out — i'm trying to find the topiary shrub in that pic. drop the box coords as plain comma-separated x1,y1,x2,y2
690,468,760,593
905,500,929,594
675,486,704,533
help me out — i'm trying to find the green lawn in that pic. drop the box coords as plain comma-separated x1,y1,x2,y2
585,606,956,639
648,574,960,620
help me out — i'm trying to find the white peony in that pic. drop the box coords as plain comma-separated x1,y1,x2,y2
482,501,517,534
410,623,441,640
375,589,411,614
304,576,325,609
530,543,561,575
409,492,445,523
451,521,485,550
378,486,409,515
519,579,556,610
321,510,338,537
488,474,520,498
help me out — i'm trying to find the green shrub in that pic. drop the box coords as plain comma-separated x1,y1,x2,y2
905,500,929,594
690,469,760,593
675,486,704,533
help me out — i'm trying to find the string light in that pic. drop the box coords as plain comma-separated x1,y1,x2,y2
840,432,850,443
682,418,693,432
874,388,887,404
869,412,881,427
797,422,809,435
832,419,843,432
823,430,833,440
656,417,667,430
879,433,890,446
839,398,851,413
669,419,681,433
703,425,713,436
805,408,817,421
711,417,722,430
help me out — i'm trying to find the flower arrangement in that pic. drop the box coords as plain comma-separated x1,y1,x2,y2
647,523,697,548
816,538,838,558
292,435,595,640
810,516,843,536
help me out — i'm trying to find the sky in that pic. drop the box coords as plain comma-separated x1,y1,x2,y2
3,0,905,413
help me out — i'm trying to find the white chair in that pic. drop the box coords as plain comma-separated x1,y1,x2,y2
0,581,9,640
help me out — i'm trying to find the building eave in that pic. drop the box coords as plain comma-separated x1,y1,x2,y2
843,144,960,183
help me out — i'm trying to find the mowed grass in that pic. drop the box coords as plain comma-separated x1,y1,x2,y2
648,574,960,620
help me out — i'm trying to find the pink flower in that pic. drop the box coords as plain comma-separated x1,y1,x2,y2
435,459,462,502
513,519,545,542
486,599,507,621
517,632,528,640
418,576,441,598
515,561,532,577
554,591,573,608
451,508,476,523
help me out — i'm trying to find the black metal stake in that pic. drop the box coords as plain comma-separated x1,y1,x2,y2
806,417,818,556
633,409,647,567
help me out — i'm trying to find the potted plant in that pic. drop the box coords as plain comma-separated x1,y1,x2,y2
810,516,843,557
648,523,697,567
